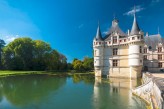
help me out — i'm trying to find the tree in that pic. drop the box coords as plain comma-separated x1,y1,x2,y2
3,38,34,70
33,40,51,70
0,39,5,69
72,59,84,71
83,57,94,71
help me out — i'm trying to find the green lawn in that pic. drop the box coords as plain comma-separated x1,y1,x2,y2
0,70,94,77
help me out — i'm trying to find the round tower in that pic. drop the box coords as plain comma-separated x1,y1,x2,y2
93,23,104,77
128,7,144,78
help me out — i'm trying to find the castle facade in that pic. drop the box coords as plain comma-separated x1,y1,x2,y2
93,12,164,78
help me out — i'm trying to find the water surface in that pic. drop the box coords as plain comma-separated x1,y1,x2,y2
0,74,146,109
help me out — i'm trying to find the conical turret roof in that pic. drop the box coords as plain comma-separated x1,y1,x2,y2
95,22,103,41
130,7,140,35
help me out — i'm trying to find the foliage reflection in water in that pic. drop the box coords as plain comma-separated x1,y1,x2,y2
0,74,146,109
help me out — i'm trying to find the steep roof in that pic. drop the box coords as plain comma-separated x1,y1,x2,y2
130,11,140,35
145,34,163,50
104,19,127,40
95,23,103,41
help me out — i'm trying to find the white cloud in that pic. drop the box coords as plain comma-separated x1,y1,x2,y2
124,5,144,16
0,33,20,44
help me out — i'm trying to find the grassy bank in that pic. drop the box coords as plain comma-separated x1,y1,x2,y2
0,70,94,77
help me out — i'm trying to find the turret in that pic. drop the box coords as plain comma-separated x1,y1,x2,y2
93,22,104,77
128,6,144,78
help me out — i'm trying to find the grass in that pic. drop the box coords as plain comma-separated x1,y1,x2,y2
0,70,95,77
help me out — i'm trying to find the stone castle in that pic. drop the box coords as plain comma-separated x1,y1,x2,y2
93,11,164,79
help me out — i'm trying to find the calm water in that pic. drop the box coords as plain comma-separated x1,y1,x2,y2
0,74,146,109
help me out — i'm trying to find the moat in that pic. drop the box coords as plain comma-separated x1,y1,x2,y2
0,74,146,109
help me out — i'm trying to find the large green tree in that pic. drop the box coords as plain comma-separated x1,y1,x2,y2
2,37,67,71
3,38,34,70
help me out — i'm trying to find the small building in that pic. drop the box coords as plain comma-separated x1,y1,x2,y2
143,33,164,72
93,11,164,78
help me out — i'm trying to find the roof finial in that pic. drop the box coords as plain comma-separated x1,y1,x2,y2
113,13,116,20
134,5,136,18
158,26,160,34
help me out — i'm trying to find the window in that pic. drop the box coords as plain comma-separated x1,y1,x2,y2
158,54,162,60
119,40,122,42
96,42,98,45
113,48,118,55
140,46,142,53
105,42,107,44
158,63,162,68
144,48,147,53
113,60,118,67
141,35,143,39
144,55,147,60
113,37,117,44
137,36,139,39
99,42,101,45
158,47,162,52
124,39,126,42
109,41,111,44
132,37,135,40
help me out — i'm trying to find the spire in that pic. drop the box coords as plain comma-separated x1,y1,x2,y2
95,21,103,40
130,6,140,35
158,26,160,34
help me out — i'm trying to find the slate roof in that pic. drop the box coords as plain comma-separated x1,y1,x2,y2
95,23,103,41
145,34,163,50
104,19,127,41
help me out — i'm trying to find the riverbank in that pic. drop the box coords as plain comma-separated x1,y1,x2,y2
0,70,95,77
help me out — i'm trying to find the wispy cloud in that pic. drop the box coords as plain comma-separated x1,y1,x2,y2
124,5,144,16
0,0,40,42
150,0,160,6
151,0,160,3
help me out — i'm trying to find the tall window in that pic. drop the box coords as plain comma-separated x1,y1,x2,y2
113,60,118,67
158,54,162,60
144,55,147,60
132,37,135,40
140,46,142,53
158,63,162,68
141,35,143,39
144,48,147,53
113,48,118,55
158,47,162,52
113,37,117,44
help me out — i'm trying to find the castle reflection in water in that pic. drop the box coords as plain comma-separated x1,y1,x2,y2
93,77,145,109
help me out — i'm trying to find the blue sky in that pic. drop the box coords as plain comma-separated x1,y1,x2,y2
0,0,164,62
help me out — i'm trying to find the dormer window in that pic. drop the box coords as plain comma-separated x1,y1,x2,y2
113,36,117,44
132,37,135,40
158,47,162,52
144,48,147,53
